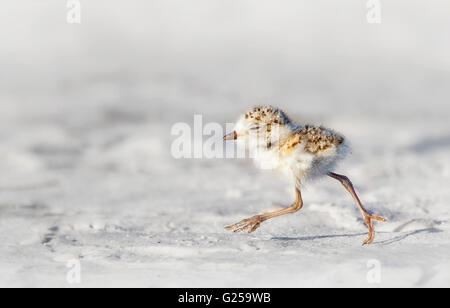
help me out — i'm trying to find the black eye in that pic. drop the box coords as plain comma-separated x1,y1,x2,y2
249,126,260,131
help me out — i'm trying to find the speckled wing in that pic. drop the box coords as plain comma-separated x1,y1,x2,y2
280,125,344,156
279,125,346,185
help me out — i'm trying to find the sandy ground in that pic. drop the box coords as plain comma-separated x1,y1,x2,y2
1,1,450,287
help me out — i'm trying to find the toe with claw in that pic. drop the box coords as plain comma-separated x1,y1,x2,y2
225,215,265,233
362,213,387,245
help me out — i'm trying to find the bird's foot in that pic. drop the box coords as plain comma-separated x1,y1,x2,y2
225,215,265,233
362,213,387,245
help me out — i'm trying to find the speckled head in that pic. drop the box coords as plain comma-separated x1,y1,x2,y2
242,106,290,125
223,106,293,143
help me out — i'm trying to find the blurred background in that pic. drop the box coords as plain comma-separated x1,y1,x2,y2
0,1,449,287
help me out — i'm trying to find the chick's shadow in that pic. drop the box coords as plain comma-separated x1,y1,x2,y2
377,227,442,245
272,232,366,242
271,228,442,245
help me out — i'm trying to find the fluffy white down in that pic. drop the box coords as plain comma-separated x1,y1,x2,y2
250,138,350,187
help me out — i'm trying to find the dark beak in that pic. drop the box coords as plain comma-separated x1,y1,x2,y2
223,131,238,141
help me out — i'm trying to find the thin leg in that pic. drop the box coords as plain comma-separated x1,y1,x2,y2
328,172,387,245
225,188,303,233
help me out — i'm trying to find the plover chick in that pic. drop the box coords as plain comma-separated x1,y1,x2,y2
223,106,386,245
